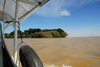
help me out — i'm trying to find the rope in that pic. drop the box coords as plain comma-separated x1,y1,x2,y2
14,21,27,48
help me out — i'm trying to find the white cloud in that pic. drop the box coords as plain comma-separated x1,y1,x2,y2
35,0,100,17
35,0,64,17
60,10,71,16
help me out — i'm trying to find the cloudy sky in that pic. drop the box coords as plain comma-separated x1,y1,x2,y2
2,0,100,37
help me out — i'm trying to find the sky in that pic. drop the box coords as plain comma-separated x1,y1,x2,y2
1,0,100,37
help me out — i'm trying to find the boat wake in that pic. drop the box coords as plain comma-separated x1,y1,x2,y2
44,64,71,67
11,55,71,67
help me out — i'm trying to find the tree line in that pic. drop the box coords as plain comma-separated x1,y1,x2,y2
5,28,68,38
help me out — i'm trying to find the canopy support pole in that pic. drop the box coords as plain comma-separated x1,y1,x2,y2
14,0,19,64
5,22,14,30
3,22,5,38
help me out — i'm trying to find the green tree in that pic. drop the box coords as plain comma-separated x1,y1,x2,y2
51,31,61,38
22,34,26,38
5,28,68,38
61,32,68,37
57,28,64,34
5,33,11,38
57,28,68,37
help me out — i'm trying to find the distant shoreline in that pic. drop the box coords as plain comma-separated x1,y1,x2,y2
4,37,100,39
67,36,100,37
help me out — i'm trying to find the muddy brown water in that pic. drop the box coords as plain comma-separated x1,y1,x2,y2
4,37,100,67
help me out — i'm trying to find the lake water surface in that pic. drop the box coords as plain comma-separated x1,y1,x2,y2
4,37,100,67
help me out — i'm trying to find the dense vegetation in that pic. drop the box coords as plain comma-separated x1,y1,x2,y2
5,28,68,38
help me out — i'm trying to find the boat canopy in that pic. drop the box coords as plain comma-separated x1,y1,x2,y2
0,0,49,65
0,0,48,22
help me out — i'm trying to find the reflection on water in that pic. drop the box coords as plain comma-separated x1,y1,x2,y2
4,37,100,67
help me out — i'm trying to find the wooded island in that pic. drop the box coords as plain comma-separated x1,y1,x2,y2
5,28,68,38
